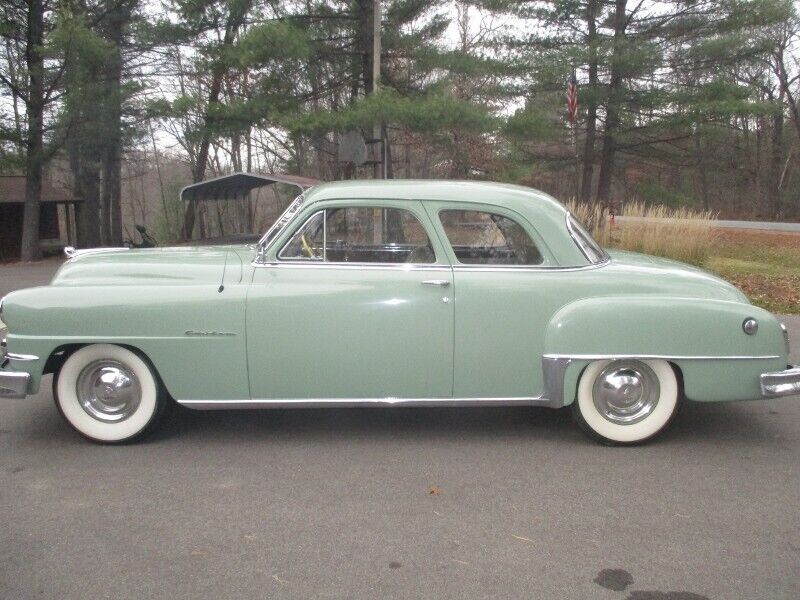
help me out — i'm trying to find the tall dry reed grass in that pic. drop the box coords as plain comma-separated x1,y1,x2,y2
566,200,717,265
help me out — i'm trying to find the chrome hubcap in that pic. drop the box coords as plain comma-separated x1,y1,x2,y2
76,360,141,423
592,360,660,425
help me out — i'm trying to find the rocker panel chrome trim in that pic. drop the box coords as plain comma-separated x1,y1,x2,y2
178,357,574,410
178,396,552,410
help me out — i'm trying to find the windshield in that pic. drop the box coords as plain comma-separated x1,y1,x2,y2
567,214,608,264
258,193,307,249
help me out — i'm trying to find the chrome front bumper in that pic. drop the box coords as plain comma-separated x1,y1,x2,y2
761,365,800,398
0,337,31,398
0,370,30,398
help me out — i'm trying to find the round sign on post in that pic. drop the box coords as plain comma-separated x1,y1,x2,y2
338,130,368,166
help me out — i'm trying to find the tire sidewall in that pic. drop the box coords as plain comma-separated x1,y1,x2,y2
55,344,160,443
576,359,678,444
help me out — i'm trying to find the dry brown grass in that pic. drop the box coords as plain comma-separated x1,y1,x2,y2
566,200,717,265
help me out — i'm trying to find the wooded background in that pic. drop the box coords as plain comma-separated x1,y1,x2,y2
2,0,800,260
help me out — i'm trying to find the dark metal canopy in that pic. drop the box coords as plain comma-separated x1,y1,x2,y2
180,172,319,203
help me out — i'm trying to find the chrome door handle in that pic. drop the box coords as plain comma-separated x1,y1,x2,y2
421,279,450,287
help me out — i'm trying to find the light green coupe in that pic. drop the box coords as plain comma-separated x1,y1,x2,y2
1,180,797,444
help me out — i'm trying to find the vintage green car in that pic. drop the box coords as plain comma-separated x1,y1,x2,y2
1,180,798,444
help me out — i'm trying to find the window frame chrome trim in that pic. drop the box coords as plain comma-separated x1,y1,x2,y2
450,260,610,273
254,261,452,272
565,212,609,265
257,193,307,249
272,205,442,268
436,207,548,268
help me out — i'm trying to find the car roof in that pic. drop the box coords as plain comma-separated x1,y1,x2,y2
302,179,569,219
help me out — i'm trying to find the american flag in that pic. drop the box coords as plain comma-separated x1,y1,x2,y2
567,71,578,123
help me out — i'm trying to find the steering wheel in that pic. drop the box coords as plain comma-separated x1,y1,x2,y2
300,233,318,259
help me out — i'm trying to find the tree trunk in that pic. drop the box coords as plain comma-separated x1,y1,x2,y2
580,0,598,203
103,3,125,246
382,123,393,179
77,165,102,247
595,0,627,206
183,2,251,238
694,126,709,211
20,0,45,261
769,103,784,219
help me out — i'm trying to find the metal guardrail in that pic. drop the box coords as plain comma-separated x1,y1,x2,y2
615,216,800,233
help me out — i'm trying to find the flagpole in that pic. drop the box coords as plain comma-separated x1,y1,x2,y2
574,118,580,202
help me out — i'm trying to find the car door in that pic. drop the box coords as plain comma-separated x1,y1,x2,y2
424,202,556,400
246,199,454,400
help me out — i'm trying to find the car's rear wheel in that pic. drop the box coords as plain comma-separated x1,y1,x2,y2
54,344,165,443
572,358,679,445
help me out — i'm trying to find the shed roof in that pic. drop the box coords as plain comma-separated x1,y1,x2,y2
0,175,79,204
180,172,319,202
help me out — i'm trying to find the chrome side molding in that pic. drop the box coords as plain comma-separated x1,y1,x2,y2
64,246,130,259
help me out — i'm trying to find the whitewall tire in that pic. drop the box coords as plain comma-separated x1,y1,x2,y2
54,344,165,443
572,358,679,445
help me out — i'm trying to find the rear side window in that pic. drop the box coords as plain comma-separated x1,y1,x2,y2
438,210,543,265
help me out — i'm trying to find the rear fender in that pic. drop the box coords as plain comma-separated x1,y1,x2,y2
545,296,787,405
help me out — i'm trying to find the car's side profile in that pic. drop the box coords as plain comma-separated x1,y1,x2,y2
1,180,798,444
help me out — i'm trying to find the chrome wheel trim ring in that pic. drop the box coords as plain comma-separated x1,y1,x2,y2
76,360,142,423
592,360,660,425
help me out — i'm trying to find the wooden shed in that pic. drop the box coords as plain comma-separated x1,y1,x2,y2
0,175,81,261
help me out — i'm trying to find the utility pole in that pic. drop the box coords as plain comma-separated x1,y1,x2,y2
371,0,383,179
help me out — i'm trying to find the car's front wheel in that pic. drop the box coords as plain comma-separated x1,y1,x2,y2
54,344,165,443
572,358,679,445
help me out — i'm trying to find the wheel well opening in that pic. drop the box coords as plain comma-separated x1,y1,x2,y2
668,361,686,400
43,344,84,375
46,342,175,402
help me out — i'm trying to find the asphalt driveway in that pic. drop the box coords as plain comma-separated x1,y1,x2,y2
1,259,798,599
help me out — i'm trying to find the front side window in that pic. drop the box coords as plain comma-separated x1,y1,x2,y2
279,206,435,264
438,210,543,265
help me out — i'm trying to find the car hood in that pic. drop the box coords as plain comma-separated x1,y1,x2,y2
50,245,252,287
604,250,749,303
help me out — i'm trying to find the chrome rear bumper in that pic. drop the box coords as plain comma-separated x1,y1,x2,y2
760,365,800,398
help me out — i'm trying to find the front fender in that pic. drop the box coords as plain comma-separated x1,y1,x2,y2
2,283,249,400
545,296,788,404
